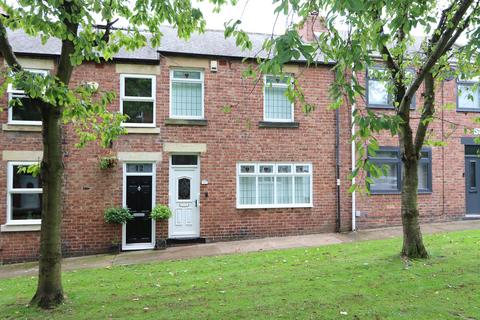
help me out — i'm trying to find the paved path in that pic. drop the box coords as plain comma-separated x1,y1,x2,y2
1,220,480,279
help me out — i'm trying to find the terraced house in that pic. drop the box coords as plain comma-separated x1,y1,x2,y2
0,18,479,263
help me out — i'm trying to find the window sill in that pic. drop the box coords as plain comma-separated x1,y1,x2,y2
165,118,208,126
125,127,160,134
457,108,480,113
370,190,432,195
2,124,42,132
258,121,299,128
367,105,416,110
1,223,41,232
369,191,401,195
237,204,313,209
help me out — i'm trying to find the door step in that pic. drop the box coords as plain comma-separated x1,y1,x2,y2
167,238,206,246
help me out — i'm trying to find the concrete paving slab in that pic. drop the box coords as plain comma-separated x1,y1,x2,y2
1,220,479,279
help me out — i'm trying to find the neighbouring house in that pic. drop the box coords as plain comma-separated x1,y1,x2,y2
0,17,478,263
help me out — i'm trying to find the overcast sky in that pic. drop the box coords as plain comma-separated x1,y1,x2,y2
194,0,293,34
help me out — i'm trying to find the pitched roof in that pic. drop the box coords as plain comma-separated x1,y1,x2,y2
7,26,316,62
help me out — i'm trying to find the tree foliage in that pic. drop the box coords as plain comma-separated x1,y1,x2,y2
226,0,480,258
0,0,236,309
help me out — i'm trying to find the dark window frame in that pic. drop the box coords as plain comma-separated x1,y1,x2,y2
368,146,432,194
366,67,416,110
456,79,480,112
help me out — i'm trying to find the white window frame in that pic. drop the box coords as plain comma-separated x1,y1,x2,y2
263,75,294,122
7,69,48,126
457,78,480,112
169,68,205,120
6,161,42,225
236,162,313,209
120,74,156,128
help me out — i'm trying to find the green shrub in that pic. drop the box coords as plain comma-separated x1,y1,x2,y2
151,204,172,220
104,207,133,224
99,156,117,170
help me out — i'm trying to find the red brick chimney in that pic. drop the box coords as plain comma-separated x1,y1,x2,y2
298,12,327,42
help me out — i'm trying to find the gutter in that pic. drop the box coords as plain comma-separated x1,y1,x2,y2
157,50,337,66
335,107,341,232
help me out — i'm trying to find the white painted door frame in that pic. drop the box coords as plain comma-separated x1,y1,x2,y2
122,162,156,250
168,154,200,238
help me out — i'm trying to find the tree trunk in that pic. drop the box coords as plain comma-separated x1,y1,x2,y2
31,105,64,308
400,155,429,259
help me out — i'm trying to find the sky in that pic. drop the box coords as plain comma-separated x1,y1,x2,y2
193,0,294,34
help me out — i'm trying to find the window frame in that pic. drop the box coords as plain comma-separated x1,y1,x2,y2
236,162,313,209
7,69,48,126
6,161,43,225
456,79,480,112
120,74,156,128
169,68,205,120
368,146,432,194
417,148,433,193
366,67,416,110
263,75,295,122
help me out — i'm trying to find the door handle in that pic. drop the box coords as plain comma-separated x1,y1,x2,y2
195,200,198,207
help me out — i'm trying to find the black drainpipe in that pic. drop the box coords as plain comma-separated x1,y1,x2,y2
335,107,341,233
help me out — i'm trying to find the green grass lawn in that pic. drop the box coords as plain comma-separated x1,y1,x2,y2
1,230,480,320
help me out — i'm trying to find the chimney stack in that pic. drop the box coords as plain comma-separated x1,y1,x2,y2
298,12,327,42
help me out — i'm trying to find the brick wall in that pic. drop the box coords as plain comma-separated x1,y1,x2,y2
355,71,472,229
0,57,353,263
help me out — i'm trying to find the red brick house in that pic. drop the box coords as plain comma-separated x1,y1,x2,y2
0,21,478,263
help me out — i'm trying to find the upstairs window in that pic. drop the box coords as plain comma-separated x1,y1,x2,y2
368,147,432,194
120,74,156,126
366,67,415,109
264,75,294,122
7,162,42,224
457,79,480,111
7,69,48,125
237,163,312,209
170,69,204,119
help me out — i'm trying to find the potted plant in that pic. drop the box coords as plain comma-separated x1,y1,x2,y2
104,207,133,253
151,204,172,250
99,156,117,170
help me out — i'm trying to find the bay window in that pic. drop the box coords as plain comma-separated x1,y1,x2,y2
237,163,312,208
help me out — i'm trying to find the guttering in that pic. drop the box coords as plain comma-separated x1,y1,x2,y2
157,50,337,66
12,52,161,65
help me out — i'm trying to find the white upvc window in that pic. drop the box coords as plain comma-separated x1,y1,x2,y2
6,162,42,225
263,75,294,122
457,78,480,111
120,74,156,127
170,69,204,119
7,69,48,125
237,163,312,209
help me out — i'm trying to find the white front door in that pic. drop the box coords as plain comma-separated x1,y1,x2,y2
169,155,200,238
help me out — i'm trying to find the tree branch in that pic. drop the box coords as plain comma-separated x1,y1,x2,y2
400,0,474,113
56,2,79,84
94,18,119,46
0,17,21,71
414,72,435,153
